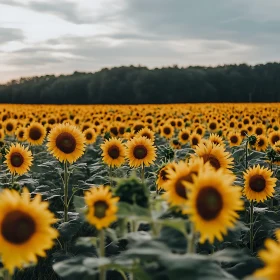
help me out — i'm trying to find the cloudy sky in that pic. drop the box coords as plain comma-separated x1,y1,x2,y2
0,0,279,83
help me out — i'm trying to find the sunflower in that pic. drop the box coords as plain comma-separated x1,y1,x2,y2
193,140,233,171
253,124,266,136
15,127,26,142
254,135,268,152
227,131,242,147
5,143,33,175
136,127,155,143
243,165,277,202
163,160,203,206
208,133,225,146
208,119,218,133
47,123,85,164
126,136,156,167
170,138,181,149
160,124,174,139
254,229,280,280
268,131,280,146
4,119,17,136
0,188,58,273
83,128,96,145
84,186,119,230
101,138,126,167
189,132,202,148
178,128,191,145
184,168,243,243
156,162,176,191
25,122,46,146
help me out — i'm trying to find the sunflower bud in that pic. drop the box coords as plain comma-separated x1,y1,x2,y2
248,135,257,146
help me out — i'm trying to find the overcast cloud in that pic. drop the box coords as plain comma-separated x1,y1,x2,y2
0,0,279,83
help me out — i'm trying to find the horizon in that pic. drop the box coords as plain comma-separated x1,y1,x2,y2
1,0,280,83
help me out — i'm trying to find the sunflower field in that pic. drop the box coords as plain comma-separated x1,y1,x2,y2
0,103,280,280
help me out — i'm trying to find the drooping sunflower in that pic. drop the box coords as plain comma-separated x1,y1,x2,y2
25,122,46,146
243,165,277,202
163,160,204,206
5,143,33,175
125,136,156,167
193,140,233,171
227,131,242,147
0,188,58,273
84,186,119,230
254,229,280,280
47,123,85,164
184,168,243,244
101,137,126,167
83,128,96,145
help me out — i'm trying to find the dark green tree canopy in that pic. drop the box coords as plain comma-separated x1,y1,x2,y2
0,63,280,104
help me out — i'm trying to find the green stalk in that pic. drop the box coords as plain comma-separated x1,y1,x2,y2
141,164,145,185
4,270,12,280
11,173,14,187
245,139,249,169
187,223,196,254
99,229,106,280
63,161,69,223
109,166,113,188
63,161,70,252
270,160,274,208
249,201,254,253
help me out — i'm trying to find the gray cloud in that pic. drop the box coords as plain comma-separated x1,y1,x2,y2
0,27,24,44
120,0,280,46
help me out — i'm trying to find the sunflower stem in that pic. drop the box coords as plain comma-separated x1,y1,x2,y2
187,222,196,254
99,229,106,280
4,270,11,280
245,139,249,169
63,161,70,252
141,164,145,185
270,160,274,208
109,166,113,188
11,173,14,187
249,201,254,253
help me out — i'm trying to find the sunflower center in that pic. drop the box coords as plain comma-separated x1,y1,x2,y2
258,139,264,147
256,128,263,135
173,139,179,145
230,135,238,144
209,123,216,130
133,145,148,159
142,133,151,139
160,169,168,181
1,210,36,244
249,175,266,192
108,145,120,159
196,187,223,220
19,131,24,138
94,201,109,219
29,127,42,140
163,127,171,135
6,123,13,131
110,127,118,136
86,132,93,140
202,154,221,170
192,137,199,146
175,174,195,199
10,152,24,167
181,133,189,140
272,135,280,144
56,132,76,154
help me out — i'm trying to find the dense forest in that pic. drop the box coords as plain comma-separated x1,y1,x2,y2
0,63,280,104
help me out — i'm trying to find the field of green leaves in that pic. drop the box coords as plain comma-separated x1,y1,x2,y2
0,103,279,280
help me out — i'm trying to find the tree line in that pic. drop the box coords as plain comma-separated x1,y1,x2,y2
0,63,280,104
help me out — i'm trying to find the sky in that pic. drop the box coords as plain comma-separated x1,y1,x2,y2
0,0,280,83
